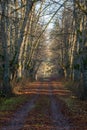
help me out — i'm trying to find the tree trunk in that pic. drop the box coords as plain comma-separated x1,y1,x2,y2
1,1,12,96
82,67,87,96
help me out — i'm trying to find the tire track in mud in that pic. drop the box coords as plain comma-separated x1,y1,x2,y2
1,95,38,130
50,85,72,130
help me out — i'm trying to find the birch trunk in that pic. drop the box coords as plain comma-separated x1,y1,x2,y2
13,0,33,66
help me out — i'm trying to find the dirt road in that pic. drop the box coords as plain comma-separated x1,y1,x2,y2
1,81,74,130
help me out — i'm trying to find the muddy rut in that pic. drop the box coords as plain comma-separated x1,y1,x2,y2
50,95,71,130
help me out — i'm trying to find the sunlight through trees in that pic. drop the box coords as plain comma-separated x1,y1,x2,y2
0,0,87,98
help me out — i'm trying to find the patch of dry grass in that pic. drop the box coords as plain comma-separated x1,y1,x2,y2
59,80,87,128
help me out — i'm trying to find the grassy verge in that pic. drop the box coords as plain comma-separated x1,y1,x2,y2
0,94,32,127
0,95,29,111
59,80,87,128
64,79,84,99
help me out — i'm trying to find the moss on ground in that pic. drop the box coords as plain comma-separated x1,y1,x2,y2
0,95,29,111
